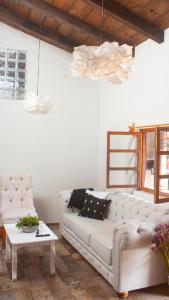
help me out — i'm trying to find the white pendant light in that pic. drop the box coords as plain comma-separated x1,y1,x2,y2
24,93,52,114
70,0,133,84
24,15,52,114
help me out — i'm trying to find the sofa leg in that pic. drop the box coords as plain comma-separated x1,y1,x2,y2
117,291,129,299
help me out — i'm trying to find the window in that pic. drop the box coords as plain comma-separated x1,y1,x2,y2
0,48,26,100
106,125,169,204
140,126,169,203
106,131,139,189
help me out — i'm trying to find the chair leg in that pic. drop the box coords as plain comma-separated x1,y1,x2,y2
0,226,6,246
117,291,129,299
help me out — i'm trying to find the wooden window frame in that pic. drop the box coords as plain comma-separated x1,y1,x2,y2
140,128,155,194
106,131,140,189
106,125,169,203
139,126,169,203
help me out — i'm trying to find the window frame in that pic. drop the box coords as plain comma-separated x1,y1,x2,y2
140,128,156,194
139,126,169,203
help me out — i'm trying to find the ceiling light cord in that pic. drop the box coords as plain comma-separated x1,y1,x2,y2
101,0,104,44
36,14,42,97
132,46,135,58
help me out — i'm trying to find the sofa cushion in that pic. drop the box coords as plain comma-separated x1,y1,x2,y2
67,188,93,210
90,232,113,265
79,194,111,220
62,213,114,246
62,213,79,232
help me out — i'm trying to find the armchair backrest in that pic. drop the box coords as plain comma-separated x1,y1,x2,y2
0,174,34,210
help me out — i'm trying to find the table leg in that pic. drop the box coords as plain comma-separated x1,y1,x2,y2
5,235,11,261
50,241,56,275
12,245,17,281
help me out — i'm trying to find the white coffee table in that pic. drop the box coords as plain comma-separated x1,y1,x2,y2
4,222,58,280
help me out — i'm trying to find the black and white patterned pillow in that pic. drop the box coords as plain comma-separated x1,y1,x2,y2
79,194,111,220
67,188,93,210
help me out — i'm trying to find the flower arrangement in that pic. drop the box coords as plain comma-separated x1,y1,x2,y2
152,224,169,274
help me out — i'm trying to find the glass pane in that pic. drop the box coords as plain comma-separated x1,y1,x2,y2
0,50,6,58
0,60,5,68
7,60,16,69
109,170,136,185
0,89,5,98
7,70,15,80
17,89,24,100
159,179,169,194
110,135,137,150
160,131,169,151
6,81,15,89
143,132,155,189
17,71,25,80
15,81,25,89
144,172,154,189
18,61,26,70
0,70,5,77
18,52,26,60
110,152,137,168
160,155,169,175
8,50,16,59
0,81,6,88
4,89,14,99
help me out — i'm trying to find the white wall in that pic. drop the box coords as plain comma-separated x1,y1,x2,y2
0,23,99,222
98,29,169,189
2,22,169,219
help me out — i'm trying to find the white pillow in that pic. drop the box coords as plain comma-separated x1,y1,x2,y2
86,190,109,199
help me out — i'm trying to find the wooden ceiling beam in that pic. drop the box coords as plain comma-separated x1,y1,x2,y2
86,0,164,44
0,5,74,53
13,0,120,43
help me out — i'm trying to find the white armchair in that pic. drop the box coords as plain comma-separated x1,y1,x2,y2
0,174,37,226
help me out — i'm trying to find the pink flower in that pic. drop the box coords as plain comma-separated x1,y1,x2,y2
152,223,169,273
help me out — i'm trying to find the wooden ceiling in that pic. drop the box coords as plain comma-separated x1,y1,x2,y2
0,0,169,53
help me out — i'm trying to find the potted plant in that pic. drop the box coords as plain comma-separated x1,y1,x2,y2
16,215,40,233
152,224,169,284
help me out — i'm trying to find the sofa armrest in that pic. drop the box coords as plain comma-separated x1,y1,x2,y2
113,220,155,251
58,189,73,223
58,189,73,203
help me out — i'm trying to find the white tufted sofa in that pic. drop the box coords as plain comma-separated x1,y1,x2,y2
59,190,169,296
0,174,37,225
